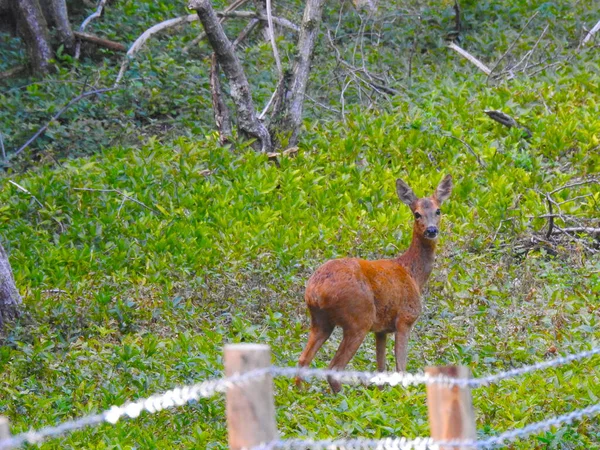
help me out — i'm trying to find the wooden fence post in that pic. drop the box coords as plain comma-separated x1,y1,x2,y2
224,344,277,450
425,366,476,450
0,416,11,448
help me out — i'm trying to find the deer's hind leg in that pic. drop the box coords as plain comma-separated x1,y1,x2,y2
296,310,334,387
327,326,369,393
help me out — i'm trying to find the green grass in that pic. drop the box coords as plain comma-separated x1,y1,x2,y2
1,0,600,448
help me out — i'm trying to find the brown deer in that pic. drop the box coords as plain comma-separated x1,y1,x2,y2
297,175,453,392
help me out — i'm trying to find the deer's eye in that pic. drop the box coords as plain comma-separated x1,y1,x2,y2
414,212,422,219
436,209,441,215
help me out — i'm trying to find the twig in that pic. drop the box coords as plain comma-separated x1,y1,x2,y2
447,42,491,75
582,19,600,45
232,18,260,47
42,289,68,294
442,133,485,167
12,87,117,158
484,110,532,138
73,188,161,215
549,177,599,195
304,94,340,114
509,24,549,76
0,132,6,164
545,193,554,239
265,0,282,76
114,15,199,86
8,180,44,208
216,11,299,33
553,227,600,235
259,77,284,120
74,31,126,52
75,0,108,59
487,11,539,80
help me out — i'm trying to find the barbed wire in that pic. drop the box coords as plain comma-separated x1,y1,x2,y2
0,368,271,450
274,346,600,388
254,400,600,449
468,346,600,387
0,346,598,449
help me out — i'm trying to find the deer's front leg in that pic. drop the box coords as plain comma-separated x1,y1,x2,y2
394,322,412,372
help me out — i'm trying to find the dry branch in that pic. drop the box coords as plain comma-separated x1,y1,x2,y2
13,87,117,158
217,11,299,32
273,0,327,146
265,0,282,76
484,110,532,138
582,19,600,45
190,0,272,152
74,31,126,52
447,42,490,75
114,14,199,86
75,0,108,58
487,11,539,80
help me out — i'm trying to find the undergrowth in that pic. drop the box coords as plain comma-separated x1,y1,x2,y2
1,0,600,448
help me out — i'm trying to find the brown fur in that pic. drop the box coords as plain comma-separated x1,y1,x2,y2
297,175,453,392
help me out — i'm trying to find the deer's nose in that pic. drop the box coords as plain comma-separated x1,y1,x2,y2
425,226,438,238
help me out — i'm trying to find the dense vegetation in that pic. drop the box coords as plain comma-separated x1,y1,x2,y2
1,0,599,448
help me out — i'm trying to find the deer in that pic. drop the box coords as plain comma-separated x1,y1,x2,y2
296,175,453,393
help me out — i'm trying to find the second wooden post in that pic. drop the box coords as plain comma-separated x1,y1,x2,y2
225,343,278,449
426,366,476,450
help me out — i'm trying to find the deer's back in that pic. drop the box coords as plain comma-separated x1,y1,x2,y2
305,258,421,332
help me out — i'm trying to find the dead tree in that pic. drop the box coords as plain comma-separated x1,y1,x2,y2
0,242,22,331
189,0,328,150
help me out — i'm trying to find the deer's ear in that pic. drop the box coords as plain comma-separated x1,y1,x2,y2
434,175,453,204
396,179,418,206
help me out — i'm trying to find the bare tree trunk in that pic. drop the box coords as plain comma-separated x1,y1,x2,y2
0,242,22,331
210,53,233,144
11,0,53,75
274,0,326,146
190,0,272,152
43,0,75,52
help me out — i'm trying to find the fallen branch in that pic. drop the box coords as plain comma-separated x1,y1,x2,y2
447,42,490,75
582,19,600,45
75,0,108,59
114,14,199,86
12,87,117,158
483,110,532,138
74,31,126,52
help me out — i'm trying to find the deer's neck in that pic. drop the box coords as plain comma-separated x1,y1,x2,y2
396,229,437,290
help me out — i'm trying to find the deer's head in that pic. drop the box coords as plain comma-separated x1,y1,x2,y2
396,175,453,240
